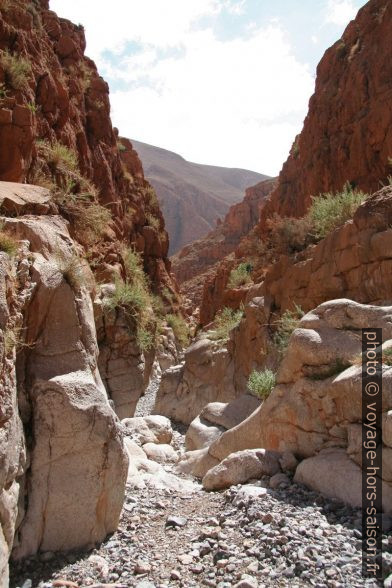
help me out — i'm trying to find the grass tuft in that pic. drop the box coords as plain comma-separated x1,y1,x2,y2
0,50,31,90
228,262,253,289
166,313,189,347
308,183,367,240
105,247,157,353
73,203,111,245
248,369,276,400
208,307,243,342
37,139,78,174
273,304,304,355
0,227,18,256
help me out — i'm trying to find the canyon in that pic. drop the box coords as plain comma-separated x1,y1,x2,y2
0,0,392,587
132,140,267,255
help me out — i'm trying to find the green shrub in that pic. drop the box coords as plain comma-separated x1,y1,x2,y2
136,327,154,352
117,141,127,152
267,214,313,254
105,248,157,353
73,203,111,245
145,212,160,230
0,50,31,90
37,139,78,174
166,313,189,347
0,229,18,256
209,307,243,342
26,101,37,113
106,279,149,318
144,186,159,208
383,347,392,367
273,304,304,355
248,369,276,400
308,183,367,240
228,262,253,289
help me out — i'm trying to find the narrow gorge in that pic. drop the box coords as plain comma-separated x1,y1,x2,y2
0,1,391,588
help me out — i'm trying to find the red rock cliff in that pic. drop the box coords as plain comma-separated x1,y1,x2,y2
260,0,392,226
0,0,178,297
172,178,275,306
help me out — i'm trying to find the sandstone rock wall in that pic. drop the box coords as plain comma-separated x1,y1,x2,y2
259,0,392,227
198,0,392,325
261,186,392,314
200,184,392,325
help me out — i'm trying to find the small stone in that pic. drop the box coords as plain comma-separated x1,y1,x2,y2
234,576,258,588
134,560,152,574
21,581,33,588
170,570,181,580
190,564,204,574
166,516,188,528
246,561,259,573
178,554,193,565
269,473,291,489
384,573,392,588
216,559,228,569
261,513,273,524
279,451,299,472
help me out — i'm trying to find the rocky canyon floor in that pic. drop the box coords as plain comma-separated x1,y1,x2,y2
10,377,391,588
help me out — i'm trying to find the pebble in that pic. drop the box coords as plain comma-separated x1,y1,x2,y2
134,560,152,574
166,516,188,528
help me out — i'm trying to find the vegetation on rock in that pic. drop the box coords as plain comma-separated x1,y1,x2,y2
165,313,189,347
0,50,31,90
105,248,157,352
0,225,18,256
227,262,253,289
248,369,276,400
273,304,304,354
208,307,243,342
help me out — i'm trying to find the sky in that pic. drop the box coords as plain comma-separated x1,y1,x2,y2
50,0,368,176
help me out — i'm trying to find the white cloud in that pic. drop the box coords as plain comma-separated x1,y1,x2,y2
325,0,358,26
49,0,314,175
50,0,221,58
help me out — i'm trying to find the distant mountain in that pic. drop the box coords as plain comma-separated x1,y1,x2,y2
132,140,269,254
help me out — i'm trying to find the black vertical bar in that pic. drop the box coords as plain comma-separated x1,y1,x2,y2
362,328,383,580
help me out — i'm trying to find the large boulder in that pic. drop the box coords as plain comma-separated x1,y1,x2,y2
294,449,392,513
177,448,220,479
0,216,128,564
122,415,173,446
185,416,225,451
154,338,237,424
185,394,260,451
202,449,281,491
201,394,260,430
